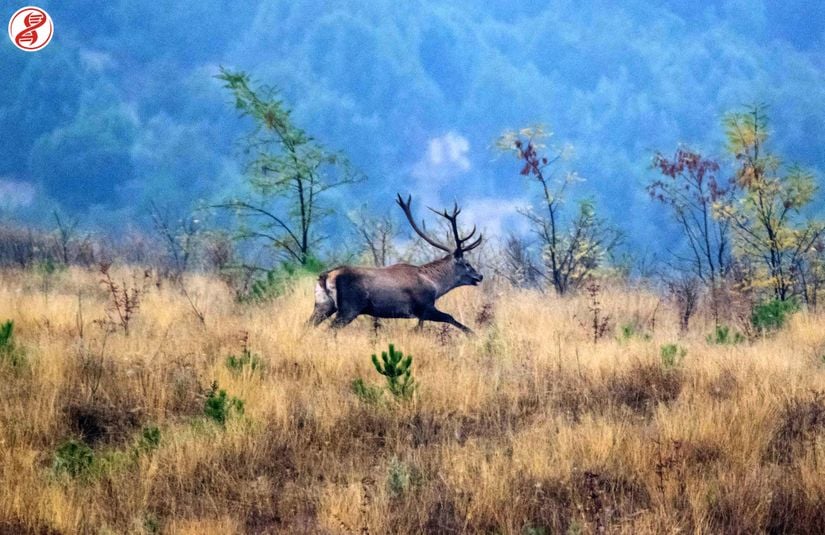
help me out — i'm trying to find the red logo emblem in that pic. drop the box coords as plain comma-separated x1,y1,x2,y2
8,6,53,52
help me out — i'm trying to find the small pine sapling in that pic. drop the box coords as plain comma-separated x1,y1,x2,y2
131,426,162,460
53,439,95,479
225,331,262,374
204,381,245,425
371,344,416,400
0,320,13,352
706,325,745,345
0,319,26,368
660,343,687,369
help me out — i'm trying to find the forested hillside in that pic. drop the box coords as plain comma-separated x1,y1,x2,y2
2,1,823,252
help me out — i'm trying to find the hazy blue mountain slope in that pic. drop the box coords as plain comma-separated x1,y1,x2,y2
0,0,822,251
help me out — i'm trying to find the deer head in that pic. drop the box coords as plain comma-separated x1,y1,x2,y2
396,194,484,286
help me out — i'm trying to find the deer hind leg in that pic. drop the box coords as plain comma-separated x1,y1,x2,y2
329,290,365,330
309,301,336,326
420,307,474,335
308,280,337,326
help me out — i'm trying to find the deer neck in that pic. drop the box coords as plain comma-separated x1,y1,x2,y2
419,255,458,298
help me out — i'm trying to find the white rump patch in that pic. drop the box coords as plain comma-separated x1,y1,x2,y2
316,274,338,309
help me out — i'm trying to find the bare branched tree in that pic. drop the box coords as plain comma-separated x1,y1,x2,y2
793,237,825,310
649,147,734,323
53,211,79,265
149,202,206,324
666,274,701,332
149,202,200,278
349,209,400,267
495,234,543,289
497,126,622,294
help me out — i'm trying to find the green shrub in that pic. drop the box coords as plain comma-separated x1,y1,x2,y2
34,258,66,293
0,320,26,368
53,439,95,479
751,298,800,333
204,381,245,425
386,457,421,498
707,325,745,345
143,514,160,534
351,377,383,404
660,343,687,368
619,322,651,342
245,269,289,302
242,257,325,303
371,344,416,400
225,347,262,374
135,426,161,454
54,426,162,481
483,327,505,356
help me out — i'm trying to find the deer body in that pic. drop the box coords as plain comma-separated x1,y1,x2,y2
309,195,483,333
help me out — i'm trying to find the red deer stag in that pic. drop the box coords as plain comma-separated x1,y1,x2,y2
309,194,483,333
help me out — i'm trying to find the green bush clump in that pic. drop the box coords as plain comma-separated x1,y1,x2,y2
660,343,687,368
351,377,383,404
54,426,163,481
620,322,651,342
204,381,245,425
707,325,745,345
0,320,26,368
134,426,161,455
53,439,95,479
371,344,416,401
751,298,799,333
225,347,262,374
242,257,324,303
387,457,420,498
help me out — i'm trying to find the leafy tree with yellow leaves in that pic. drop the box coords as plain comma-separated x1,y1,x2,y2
716,105,824,301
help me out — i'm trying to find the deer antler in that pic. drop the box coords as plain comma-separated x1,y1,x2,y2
396,194,452,252
428,202,483,255
396,194,483,256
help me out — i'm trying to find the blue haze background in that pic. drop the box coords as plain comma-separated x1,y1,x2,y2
1,0,823,252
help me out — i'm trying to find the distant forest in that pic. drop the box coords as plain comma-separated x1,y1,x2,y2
2,1,823,260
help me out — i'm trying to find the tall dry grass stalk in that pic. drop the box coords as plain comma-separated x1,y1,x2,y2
0,266,823,534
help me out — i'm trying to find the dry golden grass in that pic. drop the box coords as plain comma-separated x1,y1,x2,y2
0,266,824,534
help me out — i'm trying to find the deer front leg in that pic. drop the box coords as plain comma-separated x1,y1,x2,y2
330,299,365,330
420,307,474,335
330,310,360,330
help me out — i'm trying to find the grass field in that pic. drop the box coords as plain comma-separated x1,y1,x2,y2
0,266,824,534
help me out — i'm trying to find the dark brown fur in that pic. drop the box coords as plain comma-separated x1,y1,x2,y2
309,195,483,334
309,254,482,333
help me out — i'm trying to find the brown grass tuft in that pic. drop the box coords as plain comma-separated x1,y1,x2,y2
765,391,825,464
605,361,684,414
